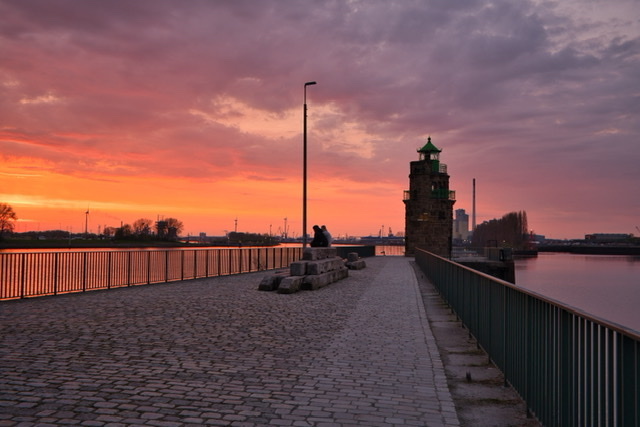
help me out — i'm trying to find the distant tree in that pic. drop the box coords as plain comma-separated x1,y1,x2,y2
132,218,153,238
115,224,133,239
154,218,183,241
103,226,117,238
0,203,18,240
155,220,168,238
472,210,530,249
165,218,184,235
163,218,183,241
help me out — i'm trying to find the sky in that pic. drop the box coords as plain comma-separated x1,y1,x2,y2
1,0,639,240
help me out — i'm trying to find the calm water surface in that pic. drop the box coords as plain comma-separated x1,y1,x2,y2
514,252,640,333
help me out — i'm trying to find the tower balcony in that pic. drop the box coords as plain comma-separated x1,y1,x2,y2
431,189,456,200
404,189,456,201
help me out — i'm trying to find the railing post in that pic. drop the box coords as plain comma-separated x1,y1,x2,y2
165,250,169,282
54,252,59,295
127,251,132,286
181,250,185,281
82,252,88,292
147,251,152,284
266,247,270,270
107,252,112,289
193,249,198,278
20,253,26,298
205,249,210,277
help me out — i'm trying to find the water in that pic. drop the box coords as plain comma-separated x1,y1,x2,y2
514,252,640,333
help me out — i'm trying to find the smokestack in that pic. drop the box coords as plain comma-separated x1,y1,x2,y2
472,178,476,231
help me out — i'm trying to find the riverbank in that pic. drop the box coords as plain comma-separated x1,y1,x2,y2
0,239,198,250
538,245,640,256
0,238,281,250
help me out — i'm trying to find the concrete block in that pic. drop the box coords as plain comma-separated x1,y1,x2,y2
303,247,338,260
306,257,345,275
289,260,307,276
346,259,367,270
301,274,325,290
258,275,277,291
347,252,359,262
334,267,349,280
302,267,349,290
277,276,305,294
257,273,287,291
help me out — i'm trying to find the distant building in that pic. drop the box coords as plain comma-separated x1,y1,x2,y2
403,137,456,257
585,233,632,242
453,209,470,241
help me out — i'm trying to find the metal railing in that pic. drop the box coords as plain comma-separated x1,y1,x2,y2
0,246,303,300
416,248,639,426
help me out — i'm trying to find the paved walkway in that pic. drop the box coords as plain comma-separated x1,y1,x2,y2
0,257,460,426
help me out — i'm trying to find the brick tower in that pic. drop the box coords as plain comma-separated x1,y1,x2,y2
403,137,455,257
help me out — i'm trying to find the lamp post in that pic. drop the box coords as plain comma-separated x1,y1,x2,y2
303,81,317,248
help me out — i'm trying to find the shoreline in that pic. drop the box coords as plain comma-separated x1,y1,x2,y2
538,245,640,256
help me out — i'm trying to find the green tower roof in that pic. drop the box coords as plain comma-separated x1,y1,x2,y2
417,136,441,153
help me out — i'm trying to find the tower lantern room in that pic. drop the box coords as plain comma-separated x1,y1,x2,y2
418,137,441,161
403,137,455,257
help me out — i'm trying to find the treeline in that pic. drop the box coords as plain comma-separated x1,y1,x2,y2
104,218,184,241
12,218,186,242
472,211,531,249
226,231,279,246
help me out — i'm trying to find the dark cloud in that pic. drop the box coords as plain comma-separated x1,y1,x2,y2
1,0,638,237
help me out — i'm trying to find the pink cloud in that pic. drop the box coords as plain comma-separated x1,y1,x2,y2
1,0,638,238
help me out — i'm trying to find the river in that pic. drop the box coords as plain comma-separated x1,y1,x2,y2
514,252,640,333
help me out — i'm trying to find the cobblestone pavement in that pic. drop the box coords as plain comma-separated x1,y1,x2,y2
0,256,460,426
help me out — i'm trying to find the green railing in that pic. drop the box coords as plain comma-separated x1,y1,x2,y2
0,247,303,300
431,188,456,200
416,248,639,426
403,189,456,201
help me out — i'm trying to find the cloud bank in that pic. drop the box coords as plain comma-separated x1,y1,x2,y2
1,0,639,238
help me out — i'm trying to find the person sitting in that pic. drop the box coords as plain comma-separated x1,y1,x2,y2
310,225,328,247
321,225,332,247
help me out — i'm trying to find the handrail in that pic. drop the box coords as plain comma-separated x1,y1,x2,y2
416,248,639,426
0,247,303,300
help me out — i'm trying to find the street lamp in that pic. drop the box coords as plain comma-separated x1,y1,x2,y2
303,81,317,248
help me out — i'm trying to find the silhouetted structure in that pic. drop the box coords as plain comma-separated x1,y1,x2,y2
403,137,455,257
471,211,530,249
453,208,470,242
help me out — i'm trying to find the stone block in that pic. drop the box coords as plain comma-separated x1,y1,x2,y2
277,276,305,294
258,275,277,291
346,259,367,270
347,252,359,262
301,274,326,290
302,267,348,290
306,257,345,275
257,273,287,291
289,260,307,276
303,247,338,260
334,266,349,280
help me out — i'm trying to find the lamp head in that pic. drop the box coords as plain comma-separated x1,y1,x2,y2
304,81,317,87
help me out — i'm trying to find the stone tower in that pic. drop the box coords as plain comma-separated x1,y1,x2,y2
403,137,455,257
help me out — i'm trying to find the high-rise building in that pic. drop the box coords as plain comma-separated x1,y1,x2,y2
454,209,470,241
403,137,456,257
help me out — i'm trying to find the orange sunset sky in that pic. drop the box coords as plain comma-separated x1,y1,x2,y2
1,0,639,239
